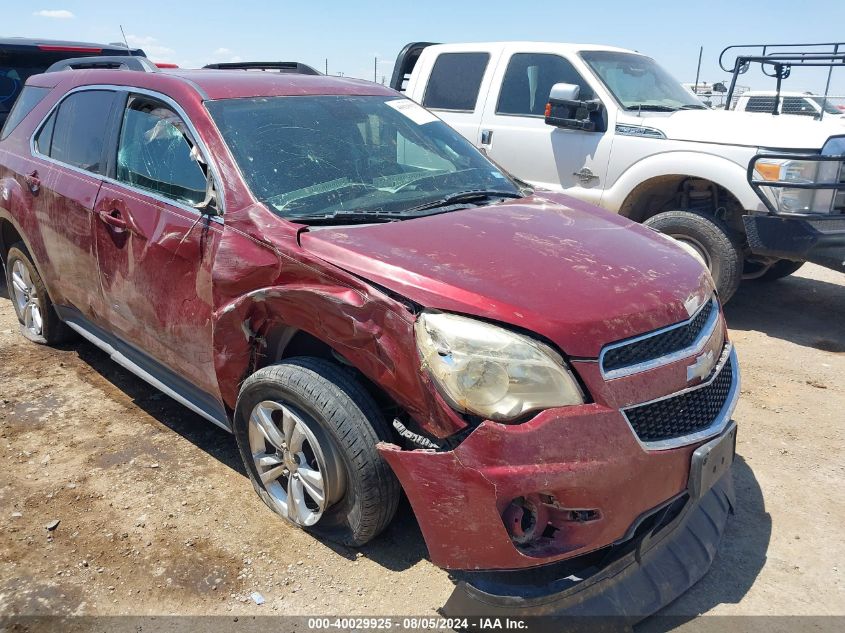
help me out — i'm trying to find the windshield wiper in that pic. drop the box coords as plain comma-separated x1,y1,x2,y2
404,189,523,215
625,104,678,112
293,211,404,225
679,104,708,110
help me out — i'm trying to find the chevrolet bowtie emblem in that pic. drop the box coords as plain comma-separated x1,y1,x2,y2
687,350,716,383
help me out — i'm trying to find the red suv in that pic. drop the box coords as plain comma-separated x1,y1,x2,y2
0,63,739,619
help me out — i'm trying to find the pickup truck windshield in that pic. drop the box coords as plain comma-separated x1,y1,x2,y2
206,95,519,221
580,51,705,111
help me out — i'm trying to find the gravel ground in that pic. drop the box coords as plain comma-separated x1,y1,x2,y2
0,264,842,624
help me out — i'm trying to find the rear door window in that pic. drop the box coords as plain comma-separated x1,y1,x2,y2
422,52,490,112
0,85,50,139
43,90,115,173
744,96,776,113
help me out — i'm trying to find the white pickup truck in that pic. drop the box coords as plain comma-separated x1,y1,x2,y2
391,42,845,300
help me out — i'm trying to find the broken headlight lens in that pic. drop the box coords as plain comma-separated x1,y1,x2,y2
415,312,584,422
752,157,843,214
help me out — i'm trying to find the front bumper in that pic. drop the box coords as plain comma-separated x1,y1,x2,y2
442,468,734,622
743,213,845,272
378,342,737,571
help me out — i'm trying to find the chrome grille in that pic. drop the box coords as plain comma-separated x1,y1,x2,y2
600,298,718,378
622,346,737,448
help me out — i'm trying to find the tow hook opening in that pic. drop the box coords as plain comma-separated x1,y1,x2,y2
503,494,602,552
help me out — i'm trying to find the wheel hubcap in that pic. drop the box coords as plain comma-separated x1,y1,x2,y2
10,260,43,337
247,401,344,527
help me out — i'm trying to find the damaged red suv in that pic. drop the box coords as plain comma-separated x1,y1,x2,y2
0,59,739,618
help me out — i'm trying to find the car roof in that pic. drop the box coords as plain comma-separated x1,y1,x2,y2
424,41,640,56
29,68,398,101
741,91,815,97
0,37,142,54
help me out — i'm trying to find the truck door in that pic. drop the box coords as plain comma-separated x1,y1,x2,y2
478,50,614,205
409,47,501,149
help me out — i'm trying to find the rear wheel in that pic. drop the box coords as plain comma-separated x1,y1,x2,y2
6,243,74,345
234,357,400,546
644,210,743,302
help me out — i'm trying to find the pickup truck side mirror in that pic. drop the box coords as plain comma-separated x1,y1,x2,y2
544,82,603,132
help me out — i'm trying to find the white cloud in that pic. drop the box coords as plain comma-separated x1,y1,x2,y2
124,34,175,61
211,48,242,63
33,9,75,19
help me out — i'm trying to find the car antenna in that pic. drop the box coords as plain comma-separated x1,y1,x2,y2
120,25,132,55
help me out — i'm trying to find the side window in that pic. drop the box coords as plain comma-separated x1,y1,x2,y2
34,109,56,154
116,95,208,206
48,90,115,173
745,96,776,113
782,97,816,116
1,85,51,140
422,52,489,112
497,54,594,117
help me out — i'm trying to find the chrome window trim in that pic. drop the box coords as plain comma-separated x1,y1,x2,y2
28,83,225,222
599,297,721,380
622,343,739,452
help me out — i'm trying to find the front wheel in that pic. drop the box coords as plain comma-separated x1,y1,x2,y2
234,357,400,547
644,210,743,302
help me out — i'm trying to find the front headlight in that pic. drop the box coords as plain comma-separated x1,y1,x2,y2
752,156,843,214
414,312,585,422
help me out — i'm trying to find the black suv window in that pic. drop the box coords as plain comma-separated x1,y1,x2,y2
423,52,489,112
497,53,594,116
116,95,208,206
0,85,50,139
39,90,115,174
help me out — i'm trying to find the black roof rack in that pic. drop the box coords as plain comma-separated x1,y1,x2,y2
719,42,845,115
202,61,321,75
45,55,158,74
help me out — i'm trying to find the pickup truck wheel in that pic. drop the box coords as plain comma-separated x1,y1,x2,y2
234,357,400,547
6,243,74,345
644,211,743,302
749,259,805,282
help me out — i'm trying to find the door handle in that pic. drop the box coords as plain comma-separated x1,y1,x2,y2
98,209,128,233
481,129,493,145
24,170,40,195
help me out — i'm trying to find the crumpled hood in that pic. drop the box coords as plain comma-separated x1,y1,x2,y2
622,109,843,149
299,193,713,357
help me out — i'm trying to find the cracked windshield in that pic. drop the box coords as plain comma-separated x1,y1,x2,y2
207,95,520,222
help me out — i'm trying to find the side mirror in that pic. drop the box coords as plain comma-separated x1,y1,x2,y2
544,82,603,132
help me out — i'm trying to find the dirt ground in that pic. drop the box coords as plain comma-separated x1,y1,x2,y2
0,264,842,624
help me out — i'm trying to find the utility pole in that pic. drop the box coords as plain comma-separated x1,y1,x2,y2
374,56,377,83
694,46,703,94
325,58,328,75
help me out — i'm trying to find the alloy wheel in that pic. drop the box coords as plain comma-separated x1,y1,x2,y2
9,260,43,337
247,400,344,526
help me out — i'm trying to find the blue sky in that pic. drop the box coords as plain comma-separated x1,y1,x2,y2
7,1,845,93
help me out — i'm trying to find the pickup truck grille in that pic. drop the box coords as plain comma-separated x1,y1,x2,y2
601,299,717,377
623,346,735,446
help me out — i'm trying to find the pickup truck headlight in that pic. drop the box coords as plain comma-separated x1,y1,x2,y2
415,312,584,422
751,156,843,214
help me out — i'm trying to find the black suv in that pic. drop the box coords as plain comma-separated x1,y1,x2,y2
0,37,144,126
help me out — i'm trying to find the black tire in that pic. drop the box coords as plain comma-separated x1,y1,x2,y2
5,242,74,345
234,357,400,547
644,210,743,302
750,259,805,282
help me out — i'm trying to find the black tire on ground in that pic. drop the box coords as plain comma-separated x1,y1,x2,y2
5,242,75,345
750,259,805,282
234,357,400,547
644,210,743,302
